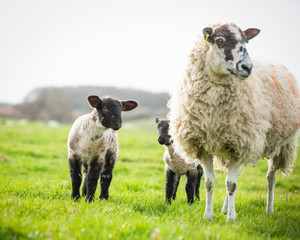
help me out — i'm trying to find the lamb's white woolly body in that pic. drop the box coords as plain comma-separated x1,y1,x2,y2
68,109,118,164
168,23,300,221
163,144,197,175
67,95,138,203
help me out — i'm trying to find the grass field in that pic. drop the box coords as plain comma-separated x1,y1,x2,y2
0,118,299,240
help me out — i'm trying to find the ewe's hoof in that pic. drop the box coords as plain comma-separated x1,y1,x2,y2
203,213,214,220
226,213,236,222
221,208,227,215
266,209,274,215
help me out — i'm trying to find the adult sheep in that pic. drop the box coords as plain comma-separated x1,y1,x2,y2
168,23,300,221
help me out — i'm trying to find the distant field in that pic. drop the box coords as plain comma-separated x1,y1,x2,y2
0,119,299,239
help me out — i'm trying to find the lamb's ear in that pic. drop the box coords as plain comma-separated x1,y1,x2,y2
203,27,214,42
87,95,102,108
244,28,260,42
155,117,160,124
121,100,138,111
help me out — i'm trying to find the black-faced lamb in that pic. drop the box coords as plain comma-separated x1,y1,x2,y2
67,95,138,202
168,23,300,221
155,117,203,204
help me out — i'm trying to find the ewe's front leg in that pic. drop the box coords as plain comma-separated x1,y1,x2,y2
202,157,215,220
86,158,102,203
69,155,82,200
266,159,276,215
221,176,228,214
226,163,240,221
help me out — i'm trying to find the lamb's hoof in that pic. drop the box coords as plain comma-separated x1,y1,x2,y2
100,194,109,200
187,198,194,205
71,194,80,201
85,195,94,203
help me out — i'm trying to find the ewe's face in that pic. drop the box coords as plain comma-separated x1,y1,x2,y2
204,23,260,80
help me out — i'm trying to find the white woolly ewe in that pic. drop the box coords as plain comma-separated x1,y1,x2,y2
168,23,300,221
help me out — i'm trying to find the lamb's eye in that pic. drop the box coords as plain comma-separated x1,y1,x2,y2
102,106,108,112
215,38,224,46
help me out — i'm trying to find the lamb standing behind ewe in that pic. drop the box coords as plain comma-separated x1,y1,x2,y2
67,95,138,202
155,117,203,204
168,23,300,221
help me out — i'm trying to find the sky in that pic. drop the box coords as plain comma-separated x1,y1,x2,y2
0,0,299,104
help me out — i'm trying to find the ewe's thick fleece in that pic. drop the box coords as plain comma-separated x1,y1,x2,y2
168,37,300,175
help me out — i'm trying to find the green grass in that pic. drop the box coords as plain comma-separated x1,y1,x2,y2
0,119,299,239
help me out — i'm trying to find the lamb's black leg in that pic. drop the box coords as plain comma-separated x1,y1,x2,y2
172,174,181,200
195,165,203,201
68,154,82,200
86,157,102,203
165,167,176,204
82,164,88,197
100,150,116,200
186,170,197,204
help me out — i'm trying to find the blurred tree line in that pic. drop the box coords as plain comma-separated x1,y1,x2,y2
15,86,169,123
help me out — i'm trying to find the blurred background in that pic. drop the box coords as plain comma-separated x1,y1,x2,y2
1,0,299,122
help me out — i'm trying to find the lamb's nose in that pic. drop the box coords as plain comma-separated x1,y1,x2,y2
116,121,122,129
112,121,122,131
158,137,166,145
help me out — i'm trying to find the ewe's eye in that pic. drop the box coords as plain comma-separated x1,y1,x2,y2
215,38,224,46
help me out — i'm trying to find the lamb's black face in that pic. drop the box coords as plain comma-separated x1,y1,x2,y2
155,118,172,146
87,95,138,131
97,98,123,131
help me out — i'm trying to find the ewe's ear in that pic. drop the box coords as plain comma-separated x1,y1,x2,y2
121,100,138,111
244,28,260,42
203,27,214,42
155,117,160,124
87,95,102,108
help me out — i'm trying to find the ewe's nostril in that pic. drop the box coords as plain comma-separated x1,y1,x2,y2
241,64,252,74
